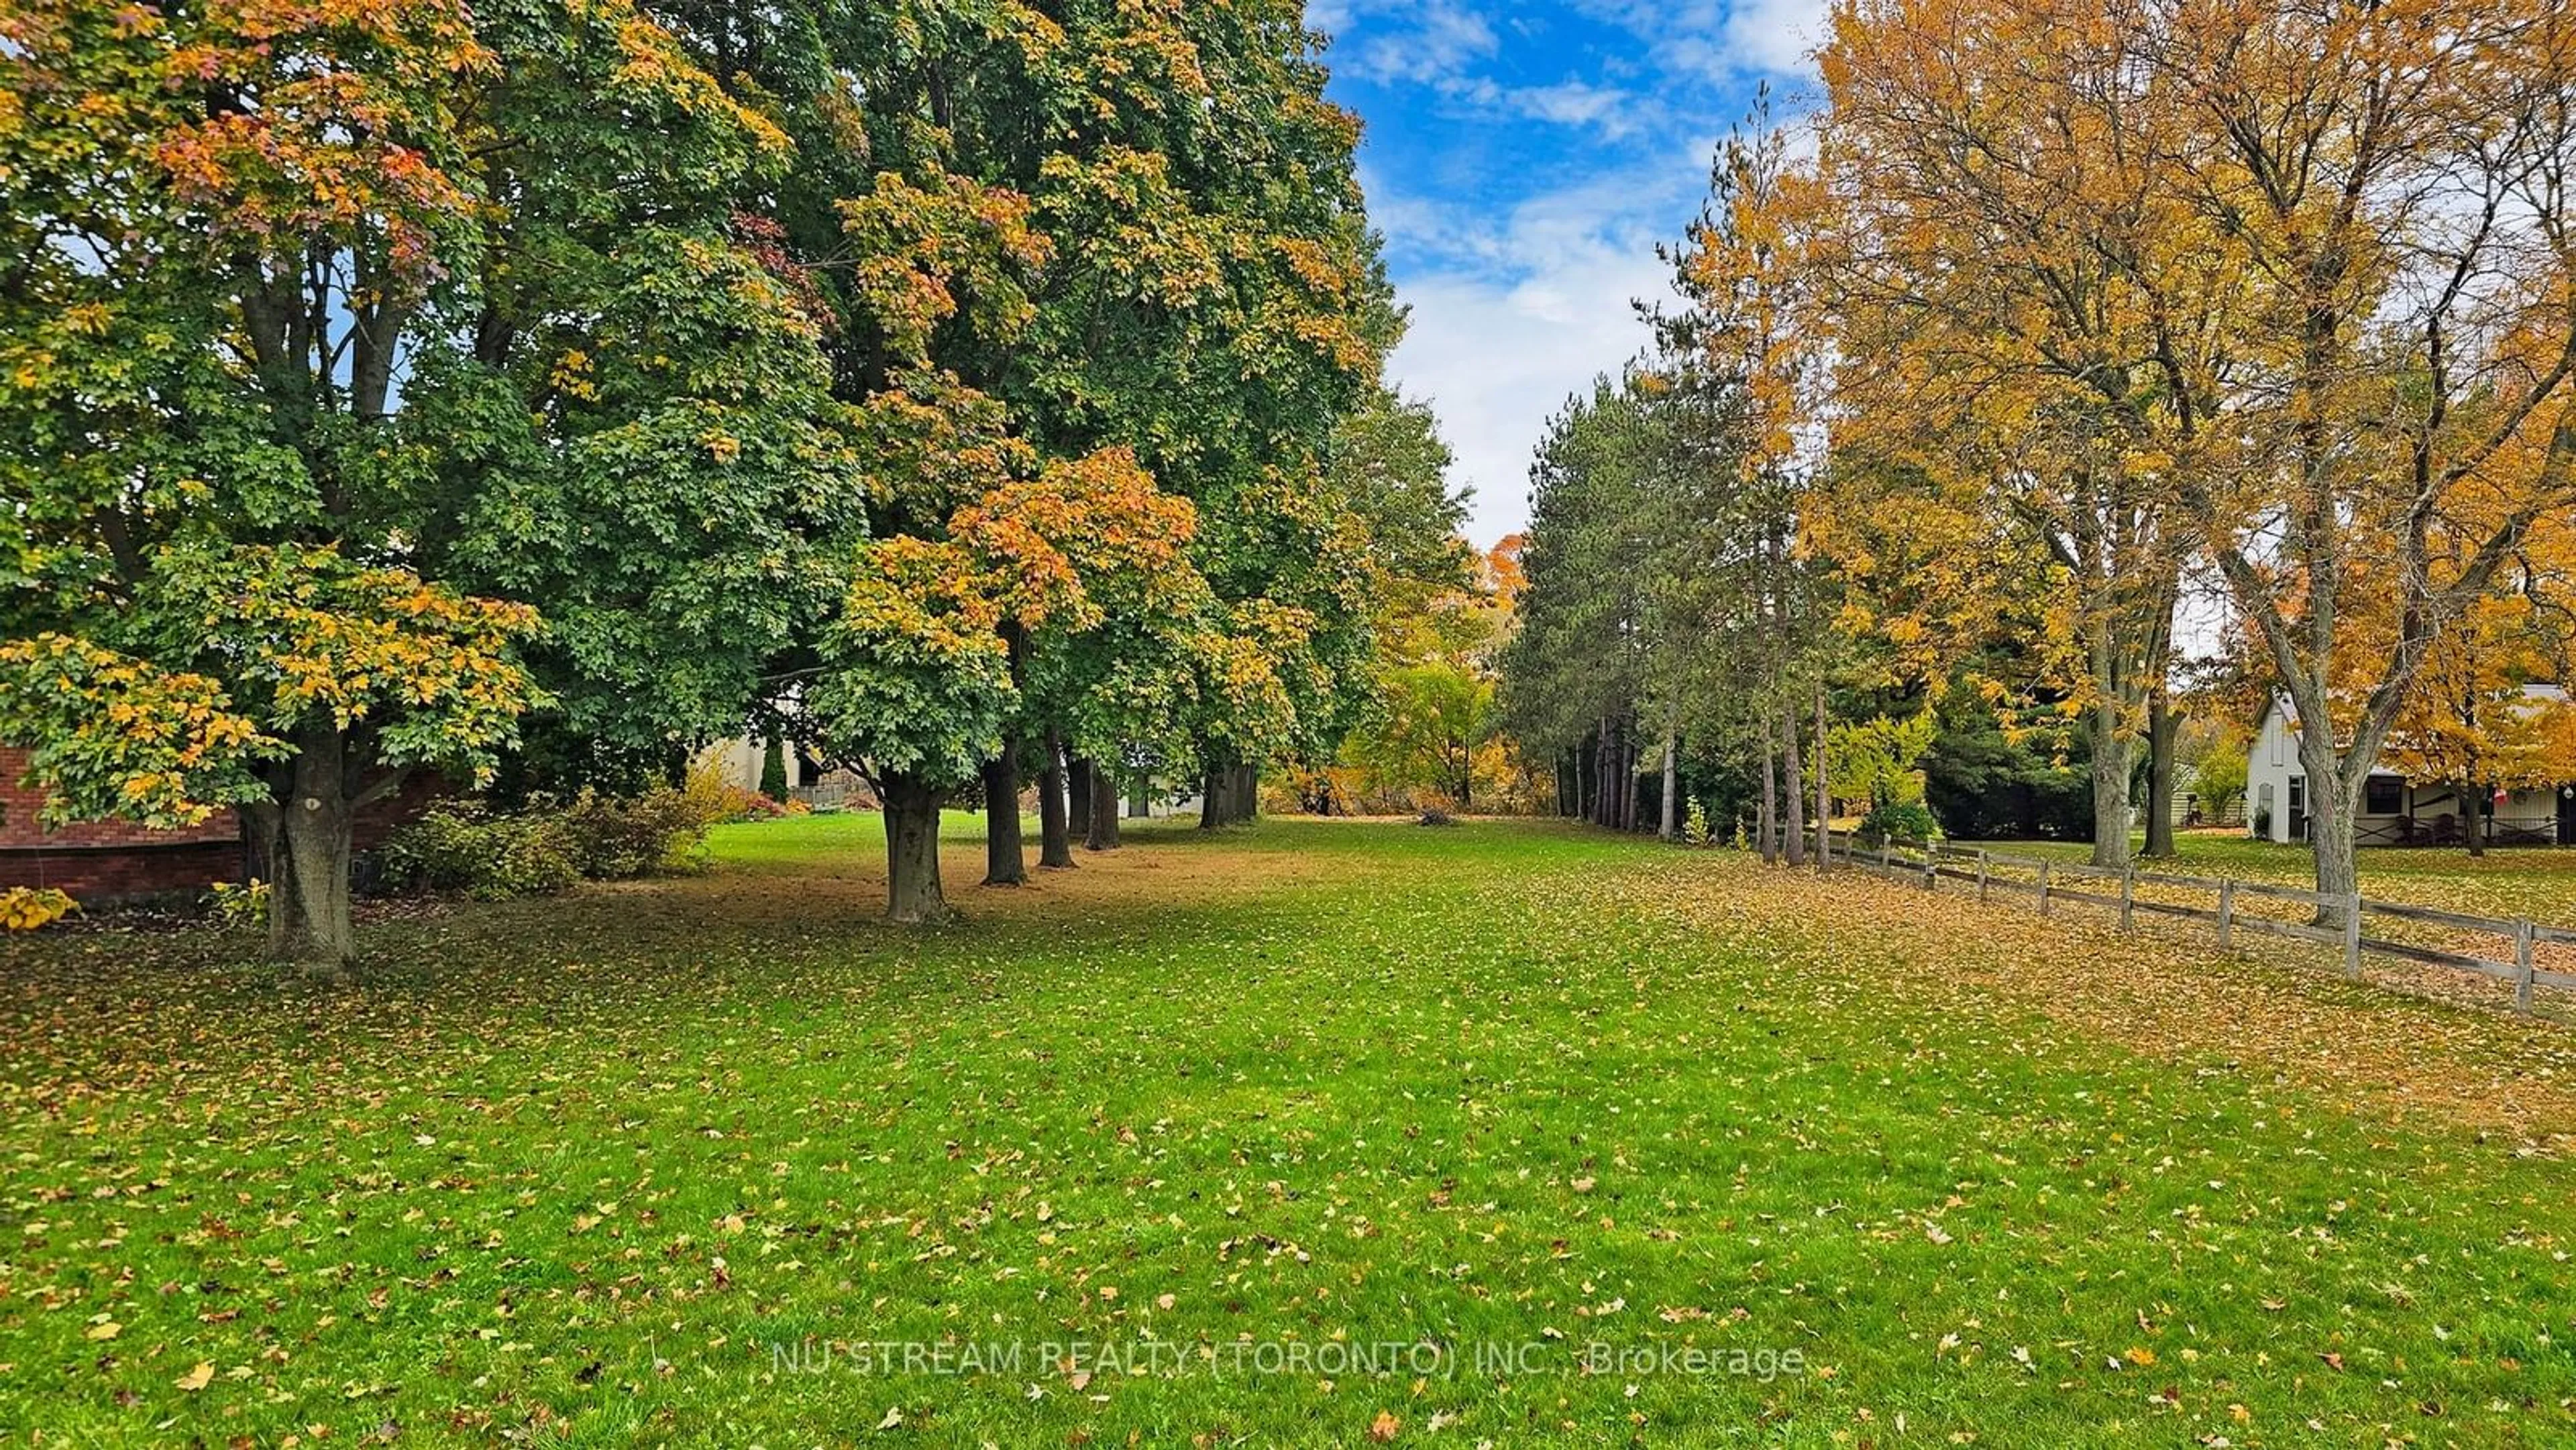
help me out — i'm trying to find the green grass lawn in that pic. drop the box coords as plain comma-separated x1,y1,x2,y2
4,816,2573,1445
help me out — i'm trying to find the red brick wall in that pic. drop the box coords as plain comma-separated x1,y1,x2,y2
1,748,447,901
1,840,247,899
0,747,245,897
0,748,244,850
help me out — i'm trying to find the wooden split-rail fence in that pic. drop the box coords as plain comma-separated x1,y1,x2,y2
1765,828,2575,1015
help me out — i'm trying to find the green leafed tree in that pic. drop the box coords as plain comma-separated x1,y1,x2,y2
0,0,855,968
1348,661,1495,810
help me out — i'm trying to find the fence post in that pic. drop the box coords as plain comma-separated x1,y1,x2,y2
1923,846,1937,892
2343,893,2363,978
1976,850,1989,904
2038,860,2051,916
2119,865,2135,932
2515,919,2536,1015
2217,878,2235,950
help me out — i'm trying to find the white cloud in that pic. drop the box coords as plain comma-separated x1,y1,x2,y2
1313,0,1825,543
1371,144,1719,547
1462,78,1642,139
1571,0,1825,80
1320,1,1642,138
1304,0,1356,35
1342,0,1499,86
1721,0,1829,76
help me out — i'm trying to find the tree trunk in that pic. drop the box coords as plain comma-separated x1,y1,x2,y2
1089,763,1123,850
2468,780,2488,858
1038,730,1074,870
1814,685,1830,867
258,722,357,973
1611,719,1629,830
1069,757,1093,835
1757,716,1778,863
2294,723,2359,929
1576,731,1597,824
1619,732,1635,831
1199,765,1226,830
1603,721,1621,829
1576,721,1597,824
1606,726,1621,830
882,772,951,923
2143,687,2178,858
1231,764,1258,822
981,744,1026,885
1625,733,1642,832
1658,713,1678,841
1780,708,1808,867
2088,698,2133,869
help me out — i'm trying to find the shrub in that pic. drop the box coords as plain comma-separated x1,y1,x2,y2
382,776,732,899
720,785,790,820
558,783,720,879
1,886,78,932
758,734,790,801
1682,797,1712,846
1858,797,1941,848
676,759,808,824
207,879,268,929
380,804,580,900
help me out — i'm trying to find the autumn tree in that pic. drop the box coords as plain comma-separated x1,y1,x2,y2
0,0,823,966
699,0,1395,881
1348,663,1494,810
808,446,1197,919
2374,590,2576,855
2123,0,2576,913
1813,0,2218,869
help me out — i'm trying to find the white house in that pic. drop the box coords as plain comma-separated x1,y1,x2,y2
2245,687,2576,846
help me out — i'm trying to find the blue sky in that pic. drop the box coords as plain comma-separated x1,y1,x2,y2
1309,0,1827,547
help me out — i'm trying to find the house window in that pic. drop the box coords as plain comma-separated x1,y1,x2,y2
2269,719,2284,767
2365,776,2404,815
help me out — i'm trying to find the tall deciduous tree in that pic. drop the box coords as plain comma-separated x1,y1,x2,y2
2139,0,2576,915
712,0,1394,878
1,0,813,967
1815,0,2214,869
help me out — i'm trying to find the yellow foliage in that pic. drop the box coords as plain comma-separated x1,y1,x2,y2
0,887,79,932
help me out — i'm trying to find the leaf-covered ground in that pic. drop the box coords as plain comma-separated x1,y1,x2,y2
3,816,2572,1446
